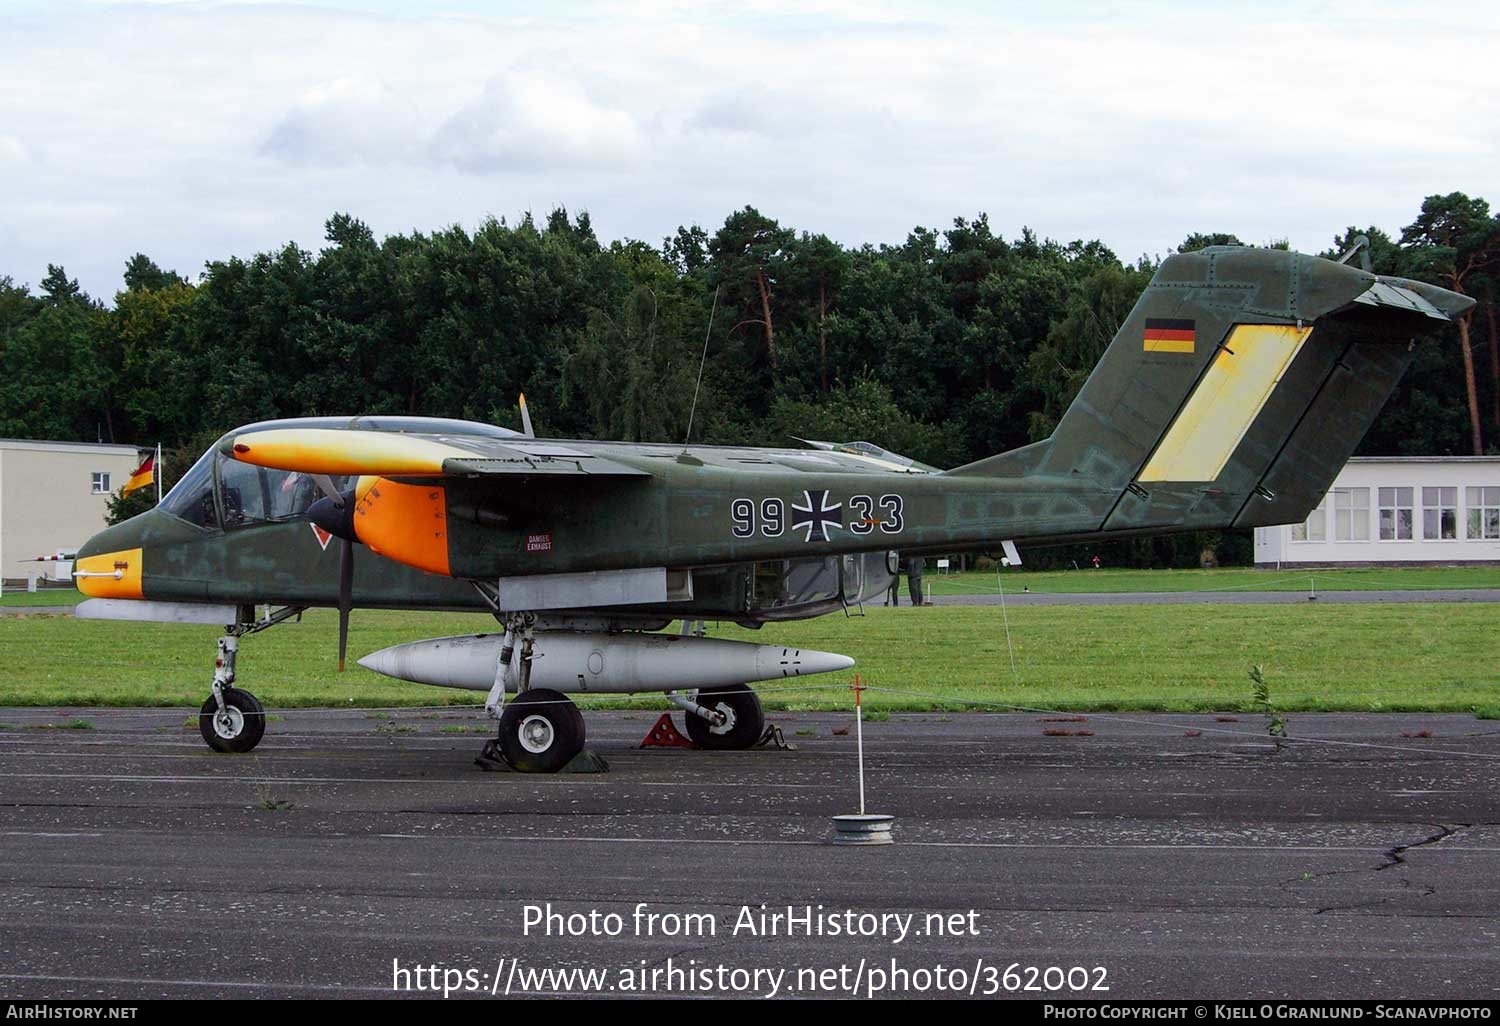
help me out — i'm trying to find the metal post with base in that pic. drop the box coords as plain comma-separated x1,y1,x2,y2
830,674,895,845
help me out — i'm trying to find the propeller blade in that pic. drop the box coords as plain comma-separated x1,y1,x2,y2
337,537,354,672
519,393,535,438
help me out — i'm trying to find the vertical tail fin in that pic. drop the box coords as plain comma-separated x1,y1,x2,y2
949,246,1473,535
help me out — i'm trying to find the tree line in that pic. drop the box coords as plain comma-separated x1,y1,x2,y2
3,195,1496,567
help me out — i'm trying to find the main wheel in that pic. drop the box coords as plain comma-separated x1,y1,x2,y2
497,689,585,773
198,687,266,753
685,685,765,750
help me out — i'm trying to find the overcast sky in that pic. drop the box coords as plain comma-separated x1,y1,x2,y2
2,0,1496,299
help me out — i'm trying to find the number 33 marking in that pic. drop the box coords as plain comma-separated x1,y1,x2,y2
833,494,905,536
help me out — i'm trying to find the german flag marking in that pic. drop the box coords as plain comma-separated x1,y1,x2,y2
1144,317,1196,354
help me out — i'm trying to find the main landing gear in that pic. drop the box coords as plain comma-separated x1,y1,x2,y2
681,685,767,750
476,613,772,772
493,689,586,773
663,620,767,751
197,605,305,754
478,691,588,773
481,681,771,771
480,613,590,773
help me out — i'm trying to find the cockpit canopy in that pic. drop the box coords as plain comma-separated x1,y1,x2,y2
162,449,349,530
161,416,523,530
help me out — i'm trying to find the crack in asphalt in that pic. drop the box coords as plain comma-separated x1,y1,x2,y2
1376,823,1468,872
1287,823,1476,915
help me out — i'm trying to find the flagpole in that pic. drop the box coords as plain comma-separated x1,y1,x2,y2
156,443,162,506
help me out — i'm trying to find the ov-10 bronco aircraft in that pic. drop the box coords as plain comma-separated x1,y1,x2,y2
73,244,1472,771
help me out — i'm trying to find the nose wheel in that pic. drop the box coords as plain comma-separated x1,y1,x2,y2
195,608,306,754
198,687,266,753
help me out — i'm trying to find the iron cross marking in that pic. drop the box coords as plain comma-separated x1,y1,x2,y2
791,489,843,543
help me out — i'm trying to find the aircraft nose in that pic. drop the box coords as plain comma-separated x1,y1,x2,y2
74,517,148,599
308,489,358,542
76,517,143,561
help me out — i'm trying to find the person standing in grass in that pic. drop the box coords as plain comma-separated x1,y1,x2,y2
886,554,924,605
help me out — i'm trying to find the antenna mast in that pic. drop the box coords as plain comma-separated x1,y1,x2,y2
682,286,720,452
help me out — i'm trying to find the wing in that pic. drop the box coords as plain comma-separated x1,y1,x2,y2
224,427,650,478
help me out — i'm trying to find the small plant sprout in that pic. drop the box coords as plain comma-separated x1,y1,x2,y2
1249,664,1287,749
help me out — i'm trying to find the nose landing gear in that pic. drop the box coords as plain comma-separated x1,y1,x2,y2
196,605,305,754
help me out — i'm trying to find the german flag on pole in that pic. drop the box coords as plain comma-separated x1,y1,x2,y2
1143,318,1196,354
122,451,156,496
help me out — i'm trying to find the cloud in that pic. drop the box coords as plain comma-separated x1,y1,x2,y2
687,95,773,138
431,74,645,173
261,76,424,166
259,69,646,174
0,135,31,164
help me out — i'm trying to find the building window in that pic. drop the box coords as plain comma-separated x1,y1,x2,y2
1422,487,1458,540
1468,486,1500,540
91,472,110,494
1378,486,1414,541
1291,499,1326,542
1333,488,1369,541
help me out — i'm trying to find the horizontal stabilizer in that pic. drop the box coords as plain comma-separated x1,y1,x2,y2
1351,276,1475,321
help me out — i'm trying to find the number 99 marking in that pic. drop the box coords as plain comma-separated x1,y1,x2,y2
731,498,755,538
761,498,784,537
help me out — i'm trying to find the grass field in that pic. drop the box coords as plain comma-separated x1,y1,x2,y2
1,602,1496,717
0,586,83,607
922,565,1500,597
6,566,1500,611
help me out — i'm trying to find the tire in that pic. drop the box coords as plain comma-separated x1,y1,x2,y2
684,685,765,750
198,687,267,753
497,689,585,773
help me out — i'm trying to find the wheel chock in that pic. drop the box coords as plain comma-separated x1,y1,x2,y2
476,740,610,773
475,737,508,772
755,724,796,751
562,749,610,773
640,713,695,749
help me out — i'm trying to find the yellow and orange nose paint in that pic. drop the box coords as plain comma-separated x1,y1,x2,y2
74,548,144,599
229,428,467,476
351,476,451,576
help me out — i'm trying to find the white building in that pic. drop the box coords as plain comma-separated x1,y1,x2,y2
0,439,144,585
1254,456,1500,566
